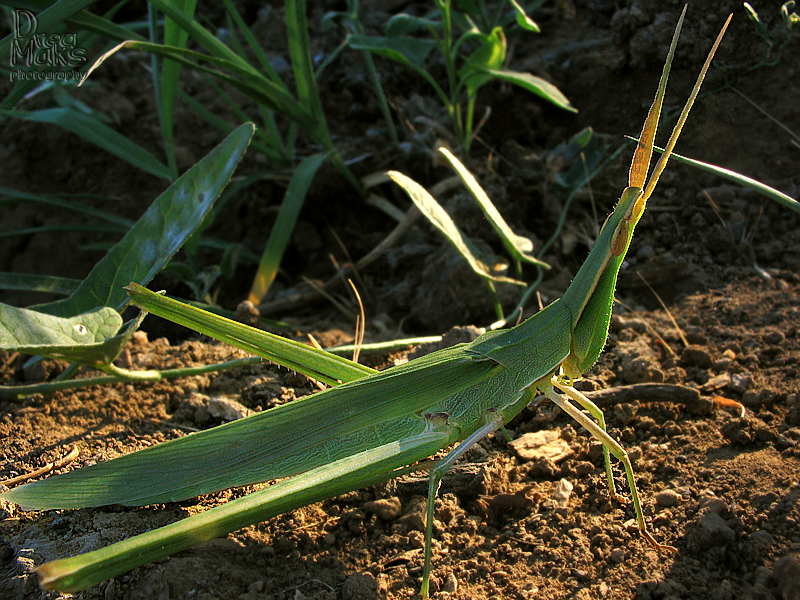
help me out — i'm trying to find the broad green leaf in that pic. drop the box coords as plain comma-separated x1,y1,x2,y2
437,147,548,268
484,67,576,112
348,34,436,71
32,123,255,318
387,171,525,286
506,0,540,32
1,107,172,180
459,27,506,97
249,153,328,304
0,302,123,365
385,13,440,36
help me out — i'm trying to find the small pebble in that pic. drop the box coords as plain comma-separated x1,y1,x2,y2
363,497,402,520
655,489,681,507
207,395,253,421
234,300,261,326
15,555,35,574
688,512,735,550
681,345,714,369
551,479,574,508
764,331,785,345
509,430,573,463
442,573,458,594
608,548,625,564
699,497,729,515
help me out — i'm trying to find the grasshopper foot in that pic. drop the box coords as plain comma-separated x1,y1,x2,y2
608,489,628,504
641,529,678,554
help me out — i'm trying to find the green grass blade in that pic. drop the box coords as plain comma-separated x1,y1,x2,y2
0,223,126,239
1,107,172,180
158,0,198,180
0,188,135,229
249,153,327,304
387,170,526,286
82,40,317,132
0,272,81,295
0,1,144,110
216,2,291,159
286,0,322,123
649,144,800,215
31,123,254,318
437,147,549,269
284,0,358,190
220,0,283,84
179,80,288,163
145,0,254,71
125,283,375,386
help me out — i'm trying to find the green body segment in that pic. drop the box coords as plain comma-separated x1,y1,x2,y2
2,344,503,509
561,186,644,378
466,298,571,389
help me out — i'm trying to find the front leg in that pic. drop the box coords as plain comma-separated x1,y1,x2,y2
546,375,676,553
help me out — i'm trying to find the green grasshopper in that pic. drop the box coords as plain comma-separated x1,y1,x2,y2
1,8,730,596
